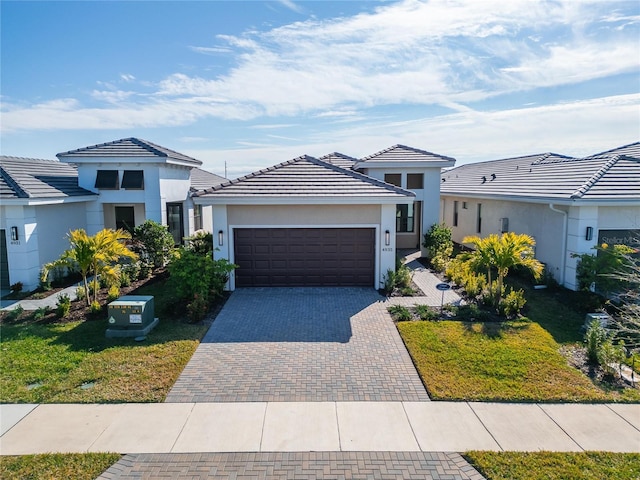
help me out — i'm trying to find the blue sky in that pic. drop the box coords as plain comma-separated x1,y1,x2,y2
1,0,638,178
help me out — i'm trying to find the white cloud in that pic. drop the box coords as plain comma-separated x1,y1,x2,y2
120,73,136,82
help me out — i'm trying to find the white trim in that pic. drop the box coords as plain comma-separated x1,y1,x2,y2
0,196,97,206
227,224,381,290
355,161,455,169
441,192,640,207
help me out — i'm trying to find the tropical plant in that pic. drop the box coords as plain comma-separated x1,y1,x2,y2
463,232,543,307
388,305,412,321
43,229,137,306
585,319,609,364
56,293,71,318
185,231,214,256
574,243,635,295
133,220,175,268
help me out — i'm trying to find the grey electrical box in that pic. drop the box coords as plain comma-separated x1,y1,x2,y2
106,295,158,338
585,312,610,328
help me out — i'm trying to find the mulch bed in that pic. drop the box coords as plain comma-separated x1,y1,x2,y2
560,344,637,391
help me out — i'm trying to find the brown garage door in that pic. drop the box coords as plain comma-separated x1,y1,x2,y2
234,228,375,287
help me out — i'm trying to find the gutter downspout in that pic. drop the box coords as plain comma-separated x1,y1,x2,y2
549,203,568,286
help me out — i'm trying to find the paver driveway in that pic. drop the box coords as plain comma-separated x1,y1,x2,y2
166,287,429,402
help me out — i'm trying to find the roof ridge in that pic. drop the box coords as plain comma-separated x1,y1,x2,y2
195,155,311,195
586,141,640,158
308,157,415,196
360,144,456,162
0,165,30,198
319,152,358,161
570,155,621,199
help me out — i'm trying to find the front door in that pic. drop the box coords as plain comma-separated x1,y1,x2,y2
166,203,184,245
115,206,136,233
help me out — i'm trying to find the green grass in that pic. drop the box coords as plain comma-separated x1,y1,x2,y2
398,320,639,401
465,451,640,480
0,453,121,480
0,292,208,403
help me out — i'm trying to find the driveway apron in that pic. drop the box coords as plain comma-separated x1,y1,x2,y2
166,287,429,402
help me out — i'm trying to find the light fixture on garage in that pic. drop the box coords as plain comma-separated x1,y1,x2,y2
218,230,224,246
10,226,18,241
585,226,593,241
385,230,390,246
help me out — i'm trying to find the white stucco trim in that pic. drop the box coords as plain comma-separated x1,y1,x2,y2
0,196,97,206
441,192,640,207
194,196,412,206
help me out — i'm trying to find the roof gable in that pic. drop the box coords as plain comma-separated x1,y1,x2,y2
359,144,456,165
319,152,359,169
57,137,202,167
0,156,95,200
189,167,227,192
194,155,414,200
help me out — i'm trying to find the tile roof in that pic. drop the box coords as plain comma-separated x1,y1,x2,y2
359,144,456,164
0,156,95,200
194,155,414,200
57,137,202,166
319,152,359,169
441,143,640,202
189,168,227,192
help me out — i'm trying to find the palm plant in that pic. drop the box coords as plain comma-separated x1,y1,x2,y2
462,232,543,306
43,229,137,306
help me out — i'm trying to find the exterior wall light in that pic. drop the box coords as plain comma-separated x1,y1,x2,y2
585,226,593,241
218,230,224,246
385,230,390,246
10,226,18,241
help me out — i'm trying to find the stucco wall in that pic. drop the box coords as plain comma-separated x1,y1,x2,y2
228,204,379,225
441,196,566,283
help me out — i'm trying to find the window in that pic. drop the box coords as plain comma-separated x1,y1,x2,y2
384,173,402,187
500,217,509,233
453,201,459,227
407,173,424,189
95,170,119,189
462,202,468,209
166,203,184,245
121,170,144,189
476,203,482,233
194,204,203,231
396,204,414,233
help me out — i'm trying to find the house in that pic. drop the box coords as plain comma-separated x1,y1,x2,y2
193,145,455,290
0,138,226,291
440,142,640,290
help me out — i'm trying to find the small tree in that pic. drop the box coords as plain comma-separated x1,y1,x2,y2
607,252,640,353
133,220,175,268
574,243,635,295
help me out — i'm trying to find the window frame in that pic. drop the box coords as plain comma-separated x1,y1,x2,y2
121,170,145,190
396,203,415,233
193,204,203,231
453,200,459,227
476,203,482,233
406,173,424,189
384,173,402,187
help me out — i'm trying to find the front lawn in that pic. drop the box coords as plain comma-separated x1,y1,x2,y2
465,451,640,480
0,278,210,403
398,320,639,402
0,453,121,480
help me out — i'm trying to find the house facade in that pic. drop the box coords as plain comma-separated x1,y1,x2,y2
440,142,640,290
0,138,226,291
194,145,454,290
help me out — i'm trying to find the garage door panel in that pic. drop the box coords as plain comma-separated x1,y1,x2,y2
234,228,374,287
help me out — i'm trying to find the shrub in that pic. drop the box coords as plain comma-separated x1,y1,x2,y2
6,305,24,321
168,248,236,301
10,282,23,293
185,231,214,256
56,293,71,318
121,261,141,285
133,220,175,268
382,269,397,295
388,305,412,321
500,288,527,318
423,223,453,272
462,271,487,298
75,286,86,301
32,306,50,321
480,281,505,308
88,279,99,297
456,303,489,321
585,319,609,364
89,300,102,315
107,285,120,302
395,264,413,289
415,304,438,320
138,261,153,279
598,340,627,376
187,293,209,322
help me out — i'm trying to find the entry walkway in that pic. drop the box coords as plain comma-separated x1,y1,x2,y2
1,401,638,455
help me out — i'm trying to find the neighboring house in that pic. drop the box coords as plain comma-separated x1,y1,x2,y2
0,138,226,291
440,142,640,290
194,145,455,290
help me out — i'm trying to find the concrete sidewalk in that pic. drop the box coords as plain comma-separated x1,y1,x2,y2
2,401,638,455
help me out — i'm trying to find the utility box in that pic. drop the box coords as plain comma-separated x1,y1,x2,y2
106,295,158,338
585,312,610,329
